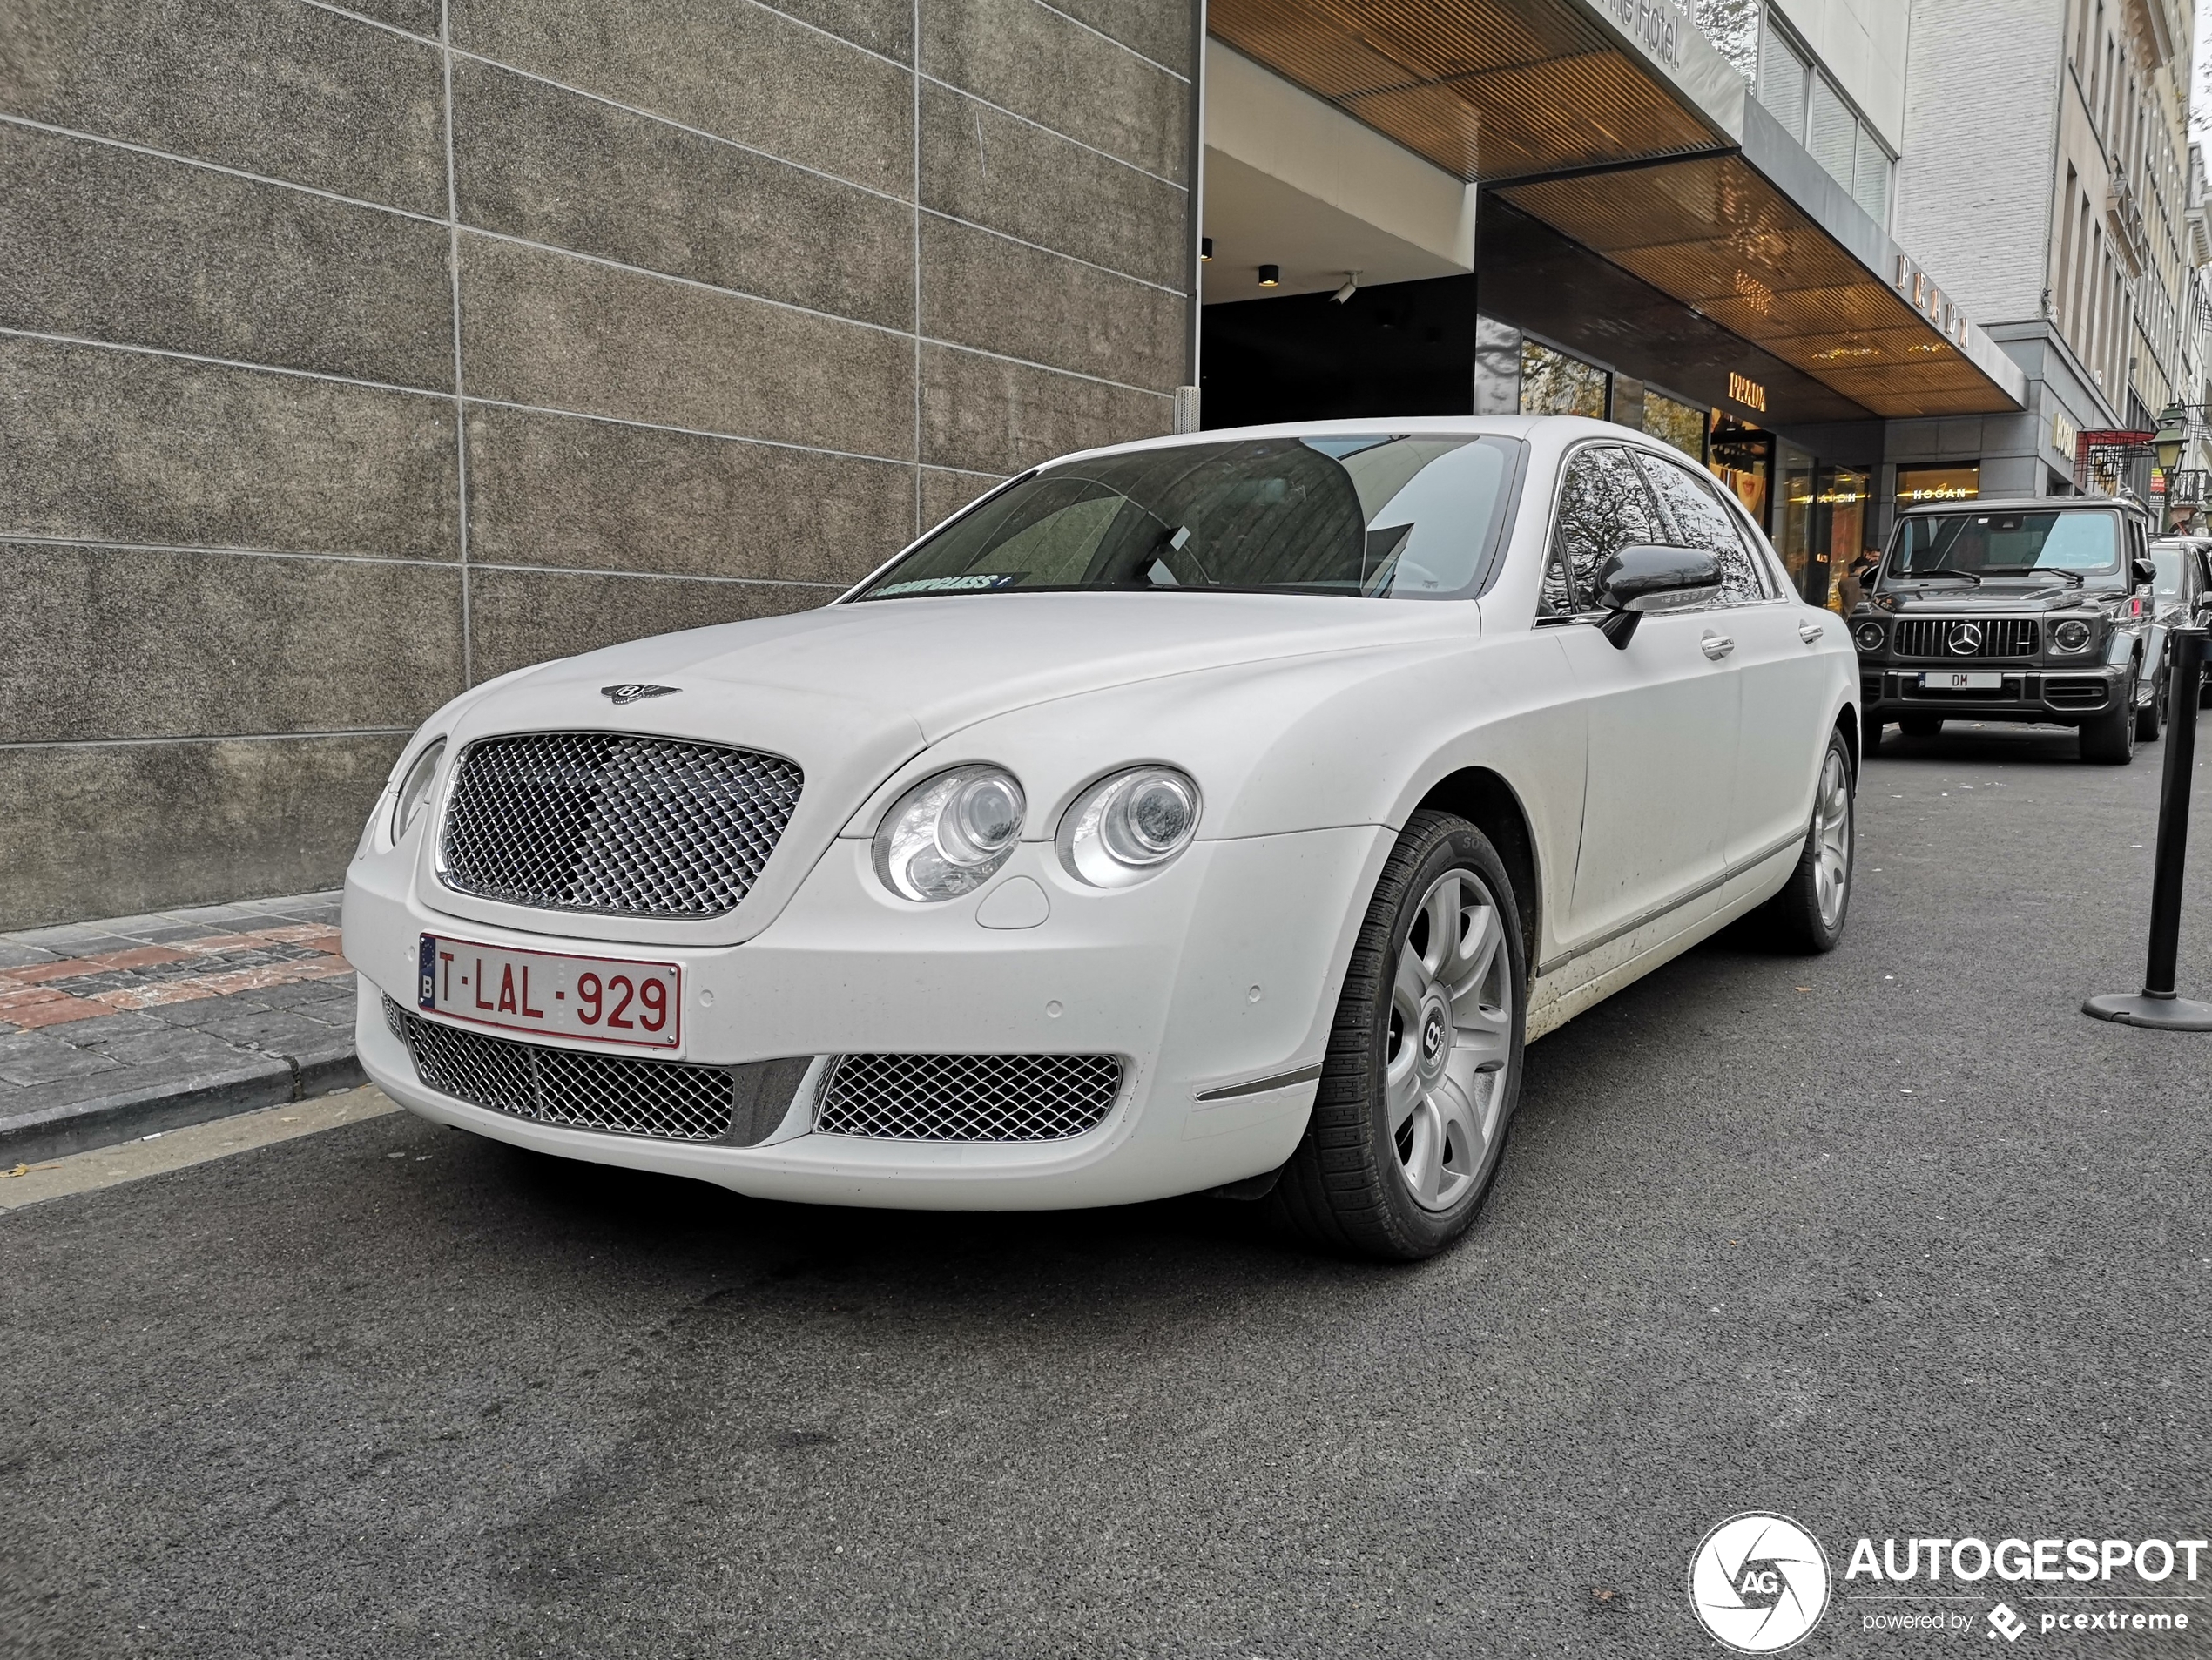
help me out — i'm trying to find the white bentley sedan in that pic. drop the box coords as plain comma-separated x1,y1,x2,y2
344,417,1858,1259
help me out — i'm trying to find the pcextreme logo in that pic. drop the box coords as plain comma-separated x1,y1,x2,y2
1689,1514,1832,1652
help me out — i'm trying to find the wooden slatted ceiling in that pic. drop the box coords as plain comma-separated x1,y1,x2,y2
1209,0,1716,179
1211,0,2020,415
1499,158,2013,416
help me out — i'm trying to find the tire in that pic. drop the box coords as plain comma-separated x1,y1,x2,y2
1861,720,1885,756
1271,810,1526,1261
1764,729,1854,954
2080,666,2139,764
1898,714,1943,738
2136,667,2166,742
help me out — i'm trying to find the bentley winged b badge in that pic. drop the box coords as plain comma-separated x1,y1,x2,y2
600,684,680,705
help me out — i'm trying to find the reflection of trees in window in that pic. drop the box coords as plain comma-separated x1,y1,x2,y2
1519,341,1608,418
1642,391,1709,461
1552,447,1663,607
1635,453,1766,603
1694,0,1759,82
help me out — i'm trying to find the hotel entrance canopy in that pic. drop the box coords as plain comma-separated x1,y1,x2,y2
1210,0,2028,418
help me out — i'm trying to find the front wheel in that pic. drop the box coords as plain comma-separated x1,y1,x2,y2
1764,730,1854,953
1271,810,1526,1261
2080,667,2139,764
2136,667,2167,742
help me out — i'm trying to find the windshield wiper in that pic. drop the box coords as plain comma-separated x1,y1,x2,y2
2004,567,2085,586
1902,568,1981,584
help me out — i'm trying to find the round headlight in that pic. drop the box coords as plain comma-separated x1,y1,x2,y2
389,739,445,844
1852,622,1885,652
1059,766,1201,887
2052,618,2094,652
874,766,1025,901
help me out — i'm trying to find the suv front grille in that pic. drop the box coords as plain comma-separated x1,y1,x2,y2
384,998,806,1145
440,732,802,917
814,1053,1123,1142
1892,618,2040,658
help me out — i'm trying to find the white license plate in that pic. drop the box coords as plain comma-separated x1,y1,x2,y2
1921,671,2003,690
417,934,681,1049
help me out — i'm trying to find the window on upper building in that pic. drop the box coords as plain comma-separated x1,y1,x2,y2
1755,16,1893,230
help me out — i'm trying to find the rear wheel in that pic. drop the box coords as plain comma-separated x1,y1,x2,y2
2080,667,2139,764
1898,714,1943,738
1764,731,1854,953
1271,810,1525,1261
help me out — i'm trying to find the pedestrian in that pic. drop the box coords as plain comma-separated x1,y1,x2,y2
1835,549,1881,612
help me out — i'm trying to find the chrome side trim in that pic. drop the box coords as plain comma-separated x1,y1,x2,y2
1534,825,1808,978
1194,1062,1325,1103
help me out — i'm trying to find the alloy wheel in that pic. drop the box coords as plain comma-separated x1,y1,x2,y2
1385,869,1514,1211
1813,747,1851,931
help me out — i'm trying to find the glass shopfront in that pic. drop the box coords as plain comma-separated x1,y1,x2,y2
1710,420,1772,525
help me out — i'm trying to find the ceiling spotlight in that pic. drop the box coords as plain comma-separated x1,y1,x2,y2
1331,270,1362,305
1201,236,1213,263
1258,264,1280,287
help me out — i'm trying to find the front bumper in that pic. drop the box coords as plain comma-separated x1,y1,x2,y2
1857,662,2126,722
344,827,1391,1210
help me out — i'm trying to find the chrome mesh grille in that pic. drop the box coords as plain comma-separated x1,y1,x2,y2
1892,617,2040,658
385,997,736,1142
814,1053,1122,1142
440,732,802,917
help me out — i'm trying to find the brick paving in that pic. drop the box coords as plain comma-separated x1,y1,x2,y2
0,893,358,1157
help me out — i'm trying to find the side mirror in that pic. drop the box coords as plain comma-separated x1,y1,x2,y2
2134,557,2158,586
1590,544,1724,649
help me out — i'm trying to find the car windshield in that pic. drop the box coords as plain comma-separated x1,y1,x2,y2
854,435,1521,601
1886,509,2121,583
2151,546,2184,599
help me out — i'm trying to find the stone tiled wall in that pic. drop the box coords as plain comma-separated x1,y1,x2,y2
0,0,1196,928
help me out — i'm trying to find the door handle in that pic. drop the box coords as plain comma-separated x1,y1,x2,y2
1701,632,1735,660
1798,620,1825,644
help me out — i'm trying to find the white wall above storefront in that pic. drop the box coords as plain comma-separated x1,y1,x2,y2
1200,43,1475,302
1768,0,1911,152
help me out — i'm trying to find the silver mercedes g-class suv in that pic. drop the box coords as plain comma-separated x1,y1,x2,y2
1849,495,2160,763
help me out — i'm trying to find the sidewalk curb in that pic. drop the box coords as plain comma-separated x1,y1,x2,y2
0,1048,365,1166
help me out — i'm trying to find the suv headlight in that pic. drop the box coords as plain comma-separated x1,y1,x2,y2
389,739,446,845
1058,766,1201,887
2051,619,2094,653
1852,621,1885,651
874,766,1025,901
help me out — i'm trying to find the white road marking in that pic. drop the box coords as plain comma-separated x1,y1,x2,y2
0,1086,400,1213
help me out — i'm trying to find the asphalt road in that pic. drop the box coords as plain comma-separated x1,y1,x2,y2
7,723,2212,1659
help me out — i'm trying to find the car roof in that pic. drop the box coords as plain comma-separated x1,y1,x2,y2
1037,414,1672,472
1897,495,2148,518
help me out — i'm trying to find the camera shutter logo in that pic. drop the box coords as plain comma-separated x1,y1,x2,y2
1688,1514,1831,1652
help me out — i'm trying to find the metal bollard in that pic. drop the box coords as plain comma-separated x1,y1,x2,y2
2085,624,2212,1029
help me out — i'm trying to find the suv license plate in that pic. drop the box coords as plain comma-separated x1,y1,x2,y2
1922,671,2002,690
417,934,681,1049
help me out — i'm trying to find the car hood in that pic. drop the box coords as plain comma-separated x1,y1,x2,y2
421,590,1477,948
475,590,1478,742
1877,583,2119,614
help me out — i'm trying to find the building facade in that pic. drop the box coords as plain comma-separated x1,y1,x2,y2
0,0,1199,929
7,0,2208,929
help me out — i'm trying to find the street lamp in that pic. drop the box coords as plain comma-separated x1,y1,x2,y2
2155,402,2189,474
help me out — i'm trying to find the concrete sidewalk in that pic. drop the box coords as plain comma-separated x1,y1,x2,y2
0,892,361,1164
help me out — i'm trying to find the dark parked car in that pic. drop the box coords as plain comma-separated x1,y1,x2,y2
1850,496,2160,763
2148,536,2212,707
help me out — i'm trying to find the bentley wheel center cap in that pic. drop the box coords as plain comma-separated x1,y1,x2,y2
1420,1004,1450,1067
